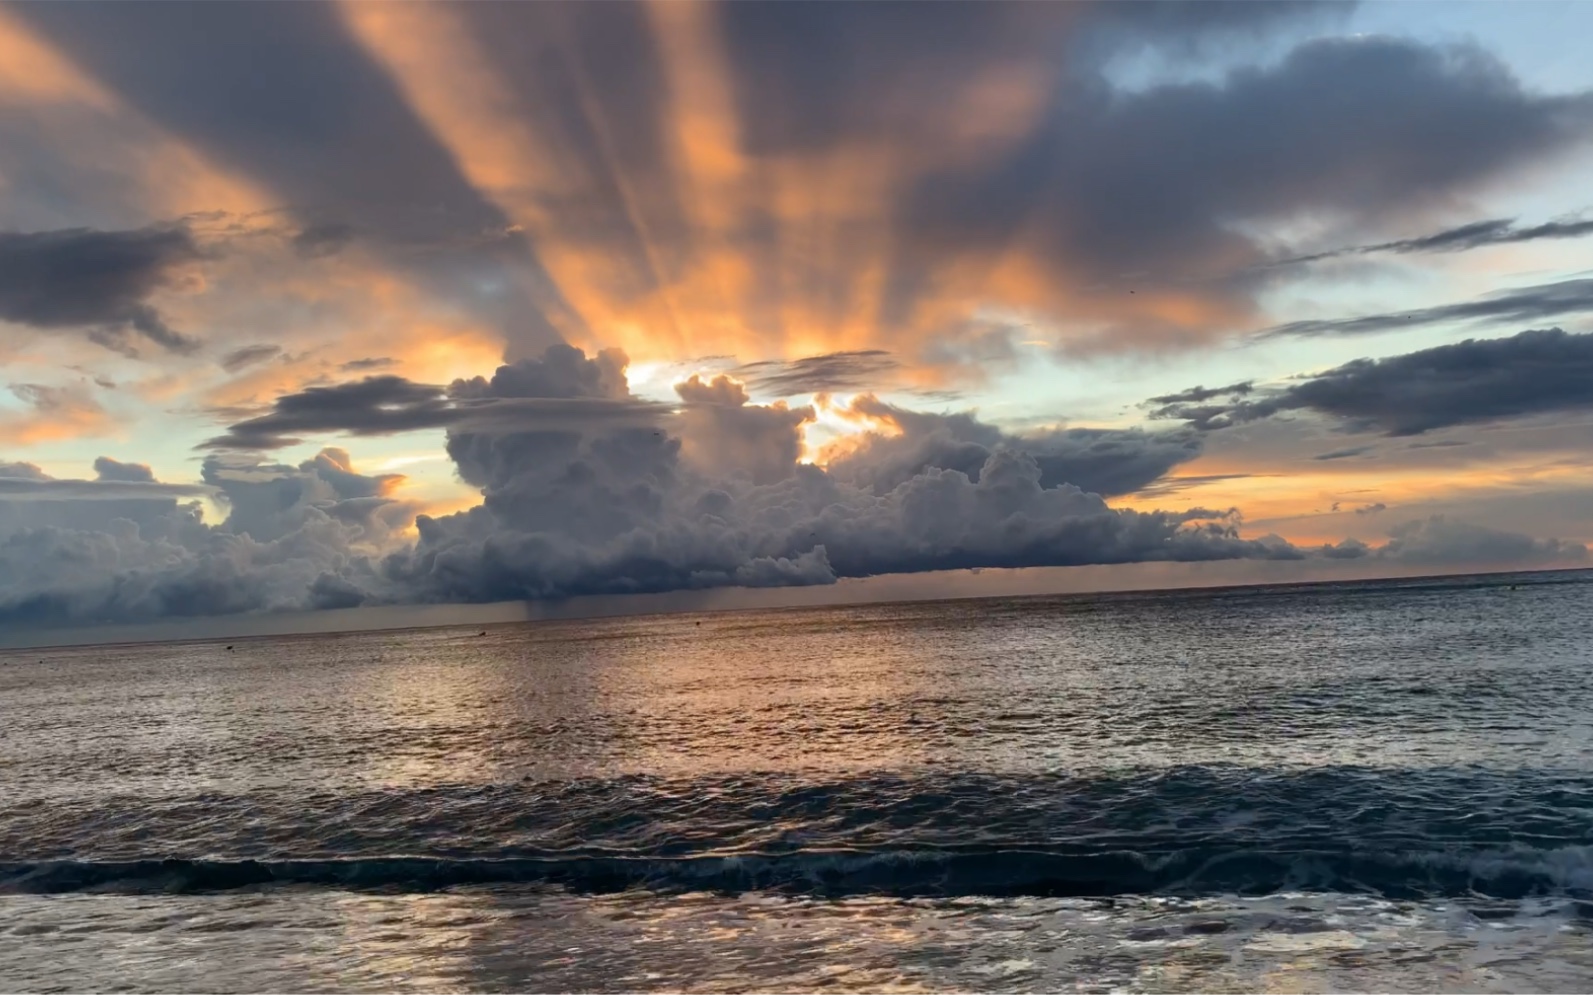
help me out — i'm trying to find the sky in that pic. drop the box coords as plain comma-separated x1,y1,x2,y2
2,0,1593,640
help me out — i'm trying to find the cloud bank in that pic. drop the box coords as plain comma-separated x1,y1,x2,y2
2,345,1583,627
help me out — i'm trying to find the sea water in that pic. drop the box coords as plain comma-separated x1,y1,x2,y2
5,571,1593,992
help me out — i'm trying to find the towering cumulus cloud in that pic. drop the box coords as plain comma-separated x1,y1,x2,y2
381,346,1284,604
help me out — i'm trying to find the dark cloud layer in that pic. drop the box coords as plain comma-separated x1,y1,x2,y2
203,345,666,450
1263,278,1593,340
0,225,200,354
1279,215,1593,266
1153,327,1593,436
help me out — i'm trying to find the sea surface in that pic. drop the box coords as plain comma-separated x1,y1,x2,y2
5,570,1593,992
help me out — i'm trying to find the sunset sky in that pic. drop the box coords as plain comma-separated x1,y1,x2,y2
3,0,1593,636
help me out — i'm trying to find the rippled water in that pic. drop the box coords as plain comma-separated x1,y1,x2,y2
5,570,1593,991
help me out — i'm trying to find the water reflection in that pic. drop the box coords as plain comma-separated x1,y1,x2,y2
6,887,1593,993
7,576,1593,809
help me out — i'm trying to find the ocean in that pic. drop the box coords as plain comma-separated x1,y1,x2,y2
4,570,1593,993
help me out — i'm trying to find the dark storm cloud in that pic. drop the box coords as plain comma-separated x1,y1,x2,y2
202,376,453,450
1278,215,1593,266
0,225,200,353
1151,327,1593,436
219,344,282,373
1262,278,1593,340
15,2,578,356
732,350,901,396
1355,502,1388,516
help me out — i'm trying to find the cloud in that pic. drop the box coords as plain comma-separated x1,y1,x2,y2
1147,381,1256,406
15,3,573,359
1150,327,1593,436
2,381,117,445
1262,278,1593,340
0,463,49,481
204,344,669,450
380,344,1284,604
0,448,419,625
202,376,454,450
339,357,395,372
731,350,901,397
21,3,1590,370
674,374,813,485
0,459,213,548
219,344,281,373
1130,473,1259,499
0,477,210,500
200,449,414,545
6,342,1586,627
1313,445,1375,461
0,225,200,354
1320,516,1586,567
821,395,1204,499
291,222,355,259
1277,214,1593,266
1354,502,1387,516
92,456,154,483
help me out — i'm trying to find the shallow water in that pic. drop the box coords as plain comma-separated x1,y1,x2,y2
4,570,1593,991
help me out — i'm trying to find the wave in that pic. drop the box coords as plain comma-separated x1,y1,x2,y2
8,844,1593,899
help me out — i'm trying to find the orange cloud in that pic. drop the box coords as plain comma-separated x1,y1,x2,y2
335,0,1206,385
1,381,119,445
0,7,271,222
